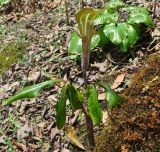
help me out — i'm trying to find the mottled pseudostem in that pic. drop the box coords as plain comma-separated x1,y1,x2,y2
82,37,91,89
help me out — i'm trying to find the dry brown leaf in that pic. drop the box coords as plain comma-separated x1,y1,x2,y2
27,70,41,82
62,148,70,152
112,74,125,89
34,127,43,139
12,139,27,152
30,144,41,149
93,62,108,72
102,111,109,124
121,144,129,152
65,126,85,150
50,127,59,140
98,93,106,100
17,124,33,139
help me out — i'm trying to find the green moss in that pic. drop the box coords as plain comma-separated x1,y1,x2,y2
94,53,160,152
0,41,27,75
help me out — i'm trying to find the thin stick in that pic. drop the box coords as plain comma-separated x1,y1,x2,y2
64,0,69,25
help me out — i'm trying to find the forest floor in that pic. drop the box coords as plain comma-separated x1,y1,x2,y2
0,0,160,152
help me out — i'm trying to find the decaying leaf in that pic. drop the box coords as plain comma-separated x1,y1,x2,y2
65,126,85,150
27,70,41,82
111,74,125,89
12,139,27,152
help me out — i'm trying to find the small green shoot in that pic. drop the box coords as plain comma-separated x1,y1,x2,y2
8,112,20,131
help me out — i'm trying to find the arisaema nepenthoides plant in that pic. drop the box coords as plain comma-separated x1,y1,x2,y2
75,8,103,87
2,7,125,152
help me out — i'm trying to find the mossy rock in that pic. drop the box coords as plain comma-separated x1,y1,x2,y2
94,52,160,152
0,41,27,75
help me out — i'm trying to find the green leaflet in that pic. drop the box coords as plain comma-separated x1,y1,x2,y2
127,12,154,27
87,86,102,125
94,10,118,25
56,85,68,129
99,83,125,108
121,24,139,52
105,0,125,12
3,79,62,106
68,31,82,55
67,84,82,111
123,6,150,14
97,28,109,46
103,23,139,51
103,23,128,45
68,31,100,58
0,0,11,7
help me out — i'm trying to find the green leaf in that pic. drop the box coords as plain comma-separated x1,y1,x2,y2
3,79,62,106
77,91,84,103
67,84,82,111
56,85,68,129
121,24,139,52
103,23,127,45
127,25,139,46
97,28,109,46
105,0,125,12
99,83,125,108
68,32,100,57
87,86,102,125
94,10,118,25
127,12,154,27
91,34,100,49
122,38,129,52
68,32,82,55
123,6,150,14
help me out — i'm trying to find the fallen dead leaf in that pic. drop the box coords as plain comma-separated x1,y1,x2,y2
62,148,70,152
12,139,27,152
98,93,106,100
93,62,108,73
17,123,33,139
50,127,60,140
65,126,85,150
27,70,41,82
121,144,129,152
111,74,125,89
0,136,5,144
102,111,109,124
34,127,43,139
30,144,42,149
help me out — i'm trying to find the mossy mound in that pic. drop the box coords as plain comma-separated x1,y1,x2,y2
0,41,26,75
94,53,160,152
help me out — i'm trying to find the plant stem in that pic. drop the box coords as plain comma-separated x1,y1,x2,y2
82,37,90,88
82,105,95,151
81,37,95,151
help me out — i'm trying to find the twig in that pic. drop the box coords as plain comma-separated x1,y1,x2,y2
64,0,69,25
148,42,160,52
